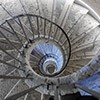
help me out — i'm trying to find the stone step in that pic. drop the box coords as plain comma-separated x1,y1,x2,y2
0,70,20,99
8,80,29,99
71,26,100,50
64,3,89,35
0,59,17,75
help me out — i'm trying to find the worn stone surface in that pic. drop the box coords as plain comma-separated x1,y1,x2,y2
82,0,100,16
0,0,100,99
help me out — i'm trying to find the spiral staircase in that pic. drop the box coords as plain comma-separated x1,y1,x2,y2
0,0,100,100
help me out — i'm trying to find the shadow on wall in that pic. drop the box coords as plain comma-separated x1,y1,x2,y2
49,97,54,100
76,96,98,100
47,92,98,100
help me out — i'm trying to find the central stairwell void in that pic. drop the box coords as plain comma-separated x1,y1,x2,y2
0,0,100,100
0,14,71,77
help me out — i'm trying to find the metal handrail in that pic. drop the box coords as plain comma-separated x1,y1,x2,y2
1,14,71,77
